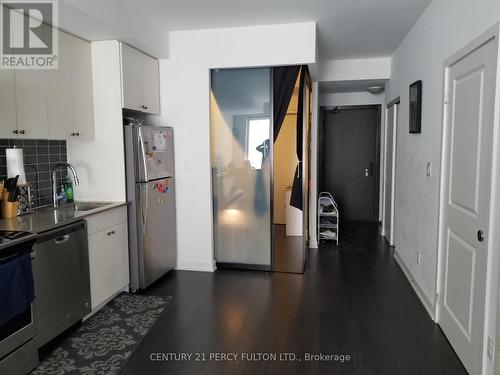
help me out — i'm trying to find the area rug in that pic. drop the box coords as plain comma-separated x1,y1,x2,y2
32,293,171,375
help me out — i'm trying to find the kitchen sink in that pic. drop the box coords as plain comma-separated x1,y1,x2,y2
54,202,109,212
72,202,108,211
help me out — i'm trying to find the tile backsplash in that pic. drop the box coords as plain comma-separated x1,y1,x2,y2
0,139,68,208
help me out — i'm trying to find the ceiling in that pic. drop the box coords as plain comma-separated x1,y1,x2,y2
320,79,388,94
61,0,431,60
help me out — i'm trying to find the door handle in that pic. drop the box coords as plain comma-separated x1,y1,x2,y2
477,230,485,242
54,235,70,244
138,127,148,181
364,162,375,177
141,184,148,236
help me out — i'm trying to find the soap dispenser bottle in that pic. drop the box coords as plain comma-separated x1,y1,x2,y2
64,176,74,203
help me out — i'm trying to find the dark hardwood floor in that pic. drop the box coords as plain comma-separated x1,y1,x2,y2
273,224,304,274
120,222,467,375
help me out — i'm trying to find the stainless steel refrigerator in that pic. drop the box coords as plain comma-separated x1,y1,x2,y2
124,123,177,290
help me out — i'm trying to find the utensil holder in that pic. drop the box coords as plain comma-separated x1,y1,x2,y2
2,201,19,218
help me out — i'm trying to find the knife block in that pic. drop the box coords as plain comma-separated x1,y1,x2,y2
2,200,19,218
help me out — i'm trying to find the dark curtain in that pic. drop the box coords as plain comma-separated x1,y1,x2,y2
255,67,298,217
290,66,310,210
273,66,301,141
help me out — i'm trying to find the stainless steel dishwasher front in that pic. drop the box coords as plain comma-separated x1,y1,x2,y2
32,220,91,347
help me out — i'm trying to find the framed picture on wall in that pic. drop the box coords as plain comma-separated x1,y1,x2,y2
409,80,422,134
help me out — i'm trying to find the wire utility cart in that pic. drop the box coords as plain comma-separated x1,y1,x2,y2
317,192,339,245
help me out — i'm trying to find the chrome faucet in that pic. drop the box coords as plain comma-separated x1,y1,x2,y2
52,162,80,207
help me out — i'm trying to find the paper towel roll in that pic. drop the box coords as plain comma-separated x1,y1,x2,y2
6,148,26,185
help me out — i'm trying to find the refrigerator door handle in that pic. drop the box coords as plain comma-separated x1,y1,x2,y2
140,184,148,236
138,127,148,182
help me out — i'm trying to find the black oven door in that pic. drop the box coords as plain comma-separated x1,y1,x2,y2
0,305,36,359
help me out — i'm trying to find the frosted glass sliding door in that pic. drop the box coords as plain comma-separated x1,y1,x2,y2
210,68,272,268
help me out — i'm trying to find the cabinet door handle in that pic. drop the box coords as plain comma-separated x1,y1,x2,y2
19,130,25,135
13,130,18,134
141,105,148,110
107,230,115,236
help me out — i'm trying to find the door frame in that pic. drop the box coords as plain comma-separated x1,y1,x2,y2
435,23,500,375
382,97,399,246
302,71,312,270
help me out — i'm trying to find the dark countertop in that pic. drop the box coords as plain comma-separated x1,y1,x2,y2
0,201,128,234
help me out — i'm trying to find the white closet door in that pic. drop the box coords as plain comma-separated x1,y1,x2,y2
438,37,497,374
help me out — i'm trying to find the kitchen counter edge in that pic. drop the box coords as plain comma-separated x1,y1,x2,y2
0,202,129,234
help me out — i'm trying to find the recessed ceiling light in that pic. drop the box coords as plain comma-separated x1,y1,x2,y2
366,86,385,94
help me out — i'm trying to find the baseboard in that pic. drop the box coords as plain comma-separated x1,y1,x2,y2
393,251,436,321
176,259,216,272
309,237,318,249
383,235,391,247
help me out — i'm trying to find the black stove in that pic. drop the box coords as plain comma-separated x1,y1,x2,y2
0,230,38,255
0,229,38,372
0,230,33,241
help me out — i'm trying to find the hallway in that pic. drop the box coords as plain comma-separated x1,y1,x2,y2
121,223,467,375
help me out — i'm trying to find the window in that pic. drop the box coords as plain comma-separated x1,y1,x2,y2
246,118,270,169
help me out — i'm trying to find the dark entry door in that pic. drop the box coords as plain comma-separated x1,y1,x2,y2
321,106,380,222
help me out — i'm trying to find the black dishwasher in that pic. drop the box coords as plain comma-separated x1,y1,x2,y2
32,221,91,347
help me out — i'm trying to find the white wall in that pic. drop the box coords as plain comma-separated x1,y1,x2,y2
313,57,391,82
319,91,385,107
158,22,316,271
68,41,126,202
387,0,500,316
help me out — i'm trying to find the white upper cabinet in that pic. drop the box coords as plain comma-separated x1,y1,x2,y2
121,44,143,112
46,32,94,140
142,54,160,114
69,34,95,140
0,70,17,138
15,70,49,139
46,32,73,139
120,43,160,115
0,28,94,141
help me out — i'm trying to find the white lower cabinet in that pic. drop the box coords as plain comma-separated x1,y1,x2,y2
86,206,129,310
